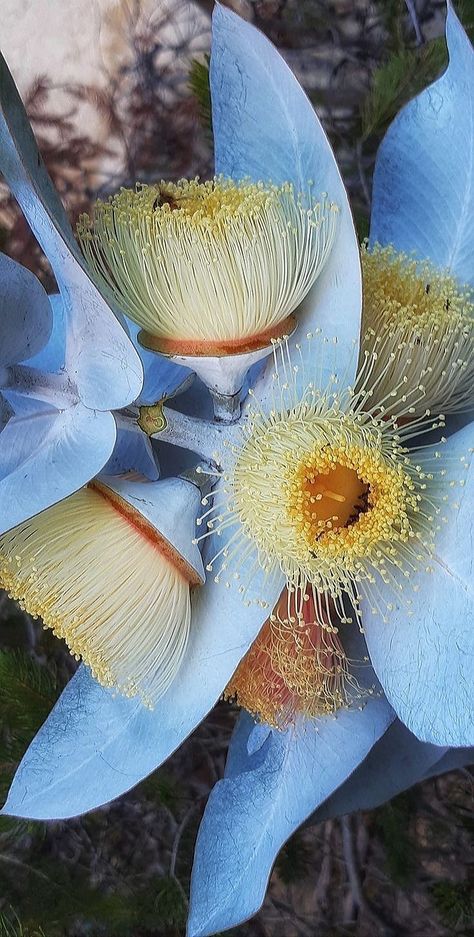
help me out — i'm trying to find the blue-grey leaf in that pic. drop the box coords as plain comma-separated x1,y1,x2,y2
211,3,361,397
370,4,474,286
187,699,393,936
0,252,52,366
0,402,116,534
422,745,474,779
363,420,474,745
0,52,143,409
23,294,66,373
313,720,445,821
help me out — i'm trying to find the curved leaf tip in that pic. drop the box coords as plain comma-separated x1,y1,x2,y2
370,0,474,284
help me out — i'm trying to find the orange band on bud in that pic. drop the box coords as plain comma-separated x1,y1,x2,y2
90,481,202,587
138,315,296,358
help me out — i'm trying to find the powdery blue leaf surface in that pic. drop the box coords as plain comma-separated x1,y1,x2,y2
210,3,361,396
0,395,13,432
0,253,52,366
102,414,159,480
313,720,445,821
422,746,474,779
2,514,284,819
363,421,474,745
124,318,193,406
0,52,143,409
0,402,116,534
370,5,474,286
187,700,393,937
24,294,66,373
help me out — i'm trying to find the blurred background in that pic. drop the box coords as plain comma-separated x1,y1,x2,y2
0,1,473,934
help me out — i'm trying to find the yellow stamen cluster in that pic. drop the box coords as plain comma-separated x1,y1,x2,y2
225,588,350,727
196,335,456,627
229,407,430,608
77,177,338,347
360,243,474,415
0,486,191,708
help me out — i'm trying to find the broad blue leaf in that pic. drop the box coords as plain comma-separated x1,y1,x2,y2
363,420,474,745
2,510,284,819
102,414,159,480
0,252,52,366
187,700,393,936
0,52,143,409
314,720,445,821
0,402,116,534
24,294,66,373
0,395,13,431
370,4,474,286
211,3,361,397
422,746,474,779
124,318,193,406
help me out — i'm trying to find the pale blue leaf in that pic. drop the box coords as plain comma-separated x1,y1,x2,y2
124,317,193,406
314,720,445,821
102,414,159,480
187,699,393,936
0,252,52,366
370,4,474,286
0,402,116,534
0,52,143,409
211,3,361,397
24,294,66,373
2,502,284,819
363,420,474,745
422,746,474,779
0,394,13,431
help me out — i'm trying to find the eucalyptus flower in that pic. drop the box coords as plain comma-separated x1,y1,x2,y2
77,178,338,354
359,243,473,416
0,10,472,937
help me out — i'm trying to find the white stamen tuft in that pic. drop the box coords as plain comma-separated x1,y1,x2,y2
77,177,339,347
0,486,192,708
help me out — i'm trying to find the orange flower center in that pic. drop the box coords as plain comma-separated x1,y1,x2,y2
296,462,369,541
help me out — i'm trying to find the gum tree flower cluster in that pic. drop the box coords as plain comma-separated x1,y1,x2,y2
0,3,472,935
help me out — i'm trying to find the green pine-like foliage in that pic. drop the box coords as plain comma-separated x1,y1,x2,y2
189,54,212,134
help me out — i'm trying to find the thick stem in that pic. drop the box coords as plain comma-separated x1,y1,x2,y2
209,388,241,423
152,405,233,465
0,364,76,408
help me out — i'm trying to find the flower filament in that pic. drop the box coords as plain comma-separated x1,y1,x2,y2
194,334,459,632
0,484,197,708
77,177,338,352
225,587,356,728
360,243,474,416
